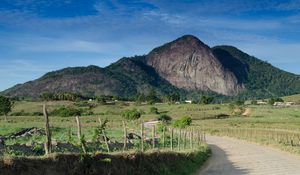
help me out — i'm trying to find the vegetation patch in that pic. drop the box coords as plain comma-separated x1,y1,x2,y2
122,108,142,120
50,106,82,117
172,117,192,128
0,146,210,175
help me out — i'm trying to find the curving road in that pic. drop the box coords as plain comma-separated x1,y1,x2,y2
199,136,300,175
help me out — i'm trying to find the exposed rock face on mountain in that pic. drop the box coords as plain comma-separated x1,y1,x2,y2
146,35,244,95
1,35,300,99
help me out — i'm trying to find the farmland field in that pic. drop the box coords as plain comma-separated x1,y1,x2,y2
0,100,300,155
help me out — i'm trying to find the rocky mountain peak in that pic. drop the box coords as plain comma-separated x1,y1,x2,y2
146,35,245,96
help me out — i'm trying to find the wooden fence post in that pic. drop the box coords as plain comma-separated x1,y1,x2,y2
43,104,51,155
178,129,181,150
192,128,194,149
197,130,200,146
76,116,81,140
162,126,166,148
152,125,155,149
170,128,173,151
189,131,192,149
184,131,187,149
76,116,87,154
141,123,144,152
123,121,127,151
98,118,110,153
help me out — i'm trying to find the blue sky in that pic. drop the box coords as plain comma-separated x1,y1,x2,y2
0,0,300,91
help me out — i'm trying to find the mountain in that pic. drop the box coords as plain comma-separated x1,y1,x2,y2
2,35,300,99
2,57,178,98
146,35,244,96
212,46,300,98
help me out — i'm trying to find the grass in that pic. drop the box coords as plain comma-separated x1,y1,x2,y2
0,145,210,175
282,93,300,103
1,100,300,156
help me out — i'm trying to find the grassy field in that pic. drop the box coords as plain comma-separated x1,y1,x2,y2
282,94,300,103
0,99,300,155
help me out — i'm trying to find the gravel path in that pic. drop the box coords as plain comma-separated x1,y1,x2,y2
199,136,300,175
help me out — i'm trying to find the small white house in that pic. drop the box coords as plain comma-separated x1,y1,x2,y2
257,101,267,105
185,100,192,104
286,102,295,106
273,102,285,106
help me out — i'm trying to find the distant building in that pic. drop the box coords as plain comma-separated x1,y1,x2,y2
286,102,295,106
273,102,285,106
257,101,267,105
274,102,294,106
185,100,192,104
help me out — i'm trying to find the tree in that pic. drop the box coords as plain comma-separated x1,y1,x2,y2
167,92,180,103
96,96,107,105
172,116,192,128
122,108,141,120
135,93,146,103
149,107,159,114
0,96,13,121
157,114,172,124
146,88,159,104
200,96,214,104
40,92,54,101
268,97,284,105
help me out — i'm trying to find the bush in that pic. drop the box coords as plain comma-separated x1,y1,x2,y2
10,110,29,116
268,97,284,105
32,112,43,116
10,110,43,116
149,107,159,114
50,106,82,117
200,96,214,104
157,114,172,124
172,117,192,128
122,108,141,120
156,123,167,133
251,100,258,105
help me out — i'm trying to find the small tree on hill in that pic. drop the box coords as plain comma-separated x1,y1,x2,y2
122,108,141,120
149,107,159,114
146,88,160,104
268,97,284,105
172,116,192,128
40,92,55,101
167,92,180,103
200,96,214,104
157,114,172,124
0,96,13,121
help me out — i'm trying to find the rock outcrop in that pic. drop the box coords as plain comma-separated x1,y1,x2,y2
146,35,244,95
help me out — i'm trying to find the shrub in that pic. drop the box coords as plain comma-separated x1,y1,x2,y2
172,117,192,128
156,123,167,133
214,114,230,119
149,107,159,114
50,106,82,117
96,96,107,105
157,114,172,124
268,97,284,105
251,100,258,105
200,96,214,104
122,108,141,120
10,110,31,116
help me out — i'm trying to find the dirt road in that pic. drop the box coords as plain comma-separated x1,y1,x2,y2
199,136,300,175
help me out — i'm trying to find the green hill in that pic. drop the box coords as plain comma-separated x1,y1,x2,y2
213,46,300,99
2,35,300,100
